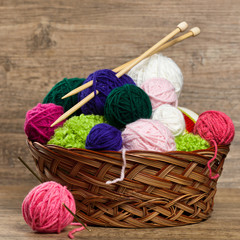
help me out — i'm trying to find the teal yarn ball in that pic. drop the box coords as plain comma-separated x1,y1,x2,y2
104,84,152,129
43,77,85,116
48,114,107,148
175,133,210,152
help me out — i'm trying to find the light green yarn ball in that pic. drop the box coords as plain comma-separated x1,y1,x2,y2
48,114,107,148
175,133,210,152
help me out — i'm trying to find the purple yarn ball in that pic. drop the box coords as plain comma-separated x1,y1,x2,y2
85,123,122,151
78,69,135,115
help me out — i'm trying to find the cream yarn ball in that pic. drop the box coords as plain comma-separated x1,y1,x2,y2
128,53,183,97
152,104,185,137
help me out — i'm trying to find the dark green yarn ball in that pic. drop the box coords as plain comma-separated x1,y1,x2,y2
43,77,85,116
104,84,152,129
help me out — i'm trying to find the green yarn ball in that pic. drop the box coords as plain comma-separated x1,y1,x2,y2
43,77,85,116
175,133,210,152
48,114,107,148
104,84,152,129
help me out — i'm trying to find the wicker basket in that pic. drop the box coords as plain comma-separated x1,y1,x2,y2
27,139,229,228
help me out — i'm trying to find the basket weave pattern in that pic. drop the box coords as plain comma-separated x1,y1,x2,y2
27,140,229,228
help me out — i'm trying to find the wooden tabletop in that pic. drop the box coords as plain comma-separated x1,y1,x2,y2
1,184,239,240
0,0,240,239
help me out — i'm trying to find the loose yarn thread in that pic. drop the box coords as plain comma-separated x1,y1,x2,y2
106,148,127,185
22,181,85,238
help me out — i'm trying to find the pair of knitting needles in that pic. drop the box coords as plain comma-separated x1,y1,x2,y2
51,22,200,127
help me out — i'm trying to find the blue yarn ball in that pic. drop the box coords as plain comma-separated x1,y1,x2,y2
85,123,122,151
78,69,136,115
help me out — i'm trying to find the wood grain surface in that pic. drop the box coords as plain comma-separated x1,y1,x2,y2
0,0,239,239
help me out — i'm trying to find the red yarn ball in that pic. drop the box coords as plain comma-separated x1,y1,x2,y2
22,181,76,233
24,103,65,144
193,110,235,145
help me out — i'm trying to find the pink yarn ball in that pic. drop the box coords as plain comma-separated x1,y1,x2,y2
24,103,65,144
141,78,178,111
122,119,176,152
193,110,235,145
22,181,76,233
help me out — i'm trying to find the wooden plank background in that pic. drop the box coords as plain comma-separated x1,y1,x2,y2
0,1,239,239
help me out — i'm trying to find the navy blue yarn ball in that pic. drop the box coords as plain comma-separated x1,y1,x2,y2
85,123,122,151
78,69,136,115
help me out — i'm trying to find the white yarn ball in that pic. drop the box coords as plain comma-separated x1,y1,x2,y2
152,104,185,137
128,53,183,97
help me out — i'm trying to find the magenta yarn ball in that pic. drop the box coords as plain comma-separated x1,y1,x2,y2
24,103,65,144
193,110,235,145
141,78,178,111
22,181,76,233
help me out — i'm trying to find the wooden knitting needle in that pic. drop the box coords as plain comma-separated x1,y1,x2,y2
51,91,98,127
115,21,188,78
61,21,188,100
113,27,201,73
52,22,188,127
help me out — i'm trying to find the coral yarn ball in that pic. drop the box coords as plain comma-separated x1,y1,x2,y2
43,77,85,116
104,84,152,129
193,110,235,145
24,103,65,144
79,69,135,115
22,181,76,233
128,53,183,96
141,78,178,111
122,119,176,152
86,123,122,151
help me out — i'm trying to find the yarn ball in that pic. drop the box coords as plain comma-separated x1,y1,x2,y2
79,69,136,115
48,114,107,148
43,77,85,116
24,103,65,144
175,133,210,152
22,181,75,233
128,53,183,96
141,78,178,110
178,106,199,133
104,84,152,129
86,123,122,151
193,110,235,145
152,104,185,137
122,119,176,152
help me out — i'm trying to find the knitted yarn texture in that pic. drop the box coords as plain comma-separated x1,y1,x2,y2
48,114,107,148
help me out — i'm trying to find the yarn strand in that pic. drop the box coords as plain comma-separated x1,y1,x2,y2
106,148,127,184
207,140,219,180
68,223,86,239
